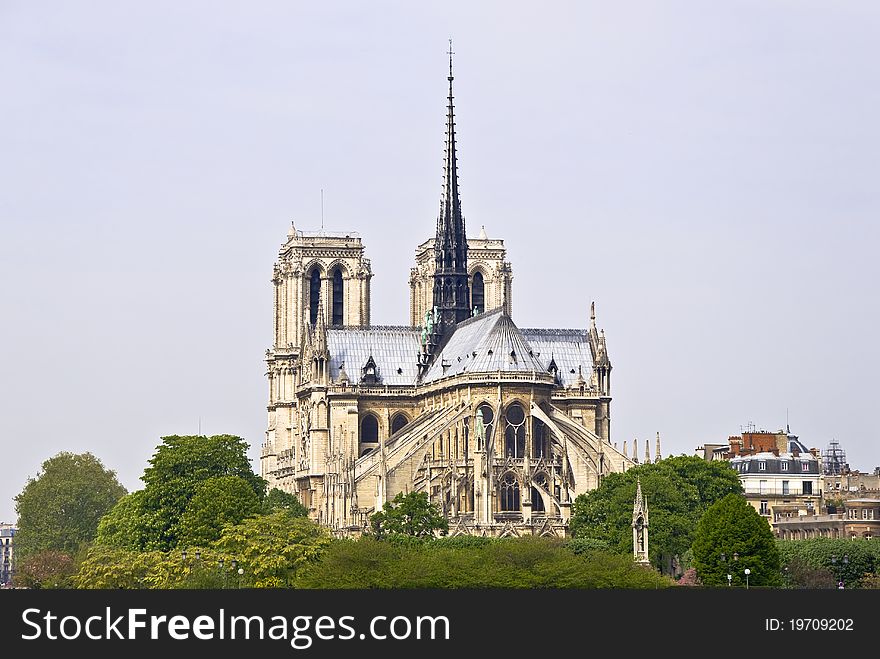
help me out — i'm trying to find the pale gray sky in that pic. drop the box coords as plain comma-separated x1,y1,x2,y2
2,1,878,521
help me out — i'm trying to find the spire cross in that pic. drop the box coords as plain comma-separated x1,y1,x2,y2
447,39,454,80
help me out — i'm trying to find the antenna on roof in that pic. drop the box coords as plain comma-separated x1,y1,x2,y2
321,188,324,230
786,408,790,434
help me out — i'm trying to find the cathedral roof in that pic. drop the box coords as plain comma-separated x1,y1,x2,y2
327,326,421,386
520,328,593,388
421,308,547,382
323,316,595,389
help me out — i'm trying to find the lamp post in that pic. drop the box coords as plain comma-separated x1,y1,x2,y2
831,554,849,589
744,568,751,590
720,552,739,587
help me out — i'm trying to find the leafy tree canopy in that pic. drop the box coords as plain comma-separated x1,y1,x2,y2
262,487,309,517
14,451,127,560
96,435,265,551
212,511,331,587
692,493,782,587
14,549,78,589
777,538,878,589
178,476,263,548
570,456,742,569
296,536,673,589
370,491,449,538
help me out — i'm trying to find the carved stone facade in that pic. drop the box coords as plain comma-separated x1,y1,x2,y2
260,54,633,537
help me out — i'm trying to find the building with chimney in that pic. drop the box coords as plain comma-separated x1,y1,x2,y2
260,48,633,536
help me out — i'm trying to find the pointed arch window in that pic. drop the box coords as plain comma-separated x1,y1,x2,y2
504,403,526,459
471,270,485,314
532,418,548,458
476,404,494,451
500,473,520,512
331,267,344,326
309,268,321,325
391,413,408,436
360,414,379,444
531,488,545,513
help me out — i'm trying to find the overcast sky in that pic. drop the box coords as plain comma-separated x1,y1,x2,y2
1,1,878,522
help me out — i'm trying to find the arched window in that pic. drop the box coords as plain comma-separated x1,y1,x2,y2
360,415,379,444
331,267,344,326
471,271,484,314
309,268,321,325
532,473,548,513
532,418,548,458
504,403,526,458
476,404,495,451
500,473,520,512
391,413,408,436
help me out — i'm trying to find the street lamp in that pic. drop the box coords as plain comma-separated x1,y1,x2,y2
831,554,849,589
744,568,751,590
720,552,739,587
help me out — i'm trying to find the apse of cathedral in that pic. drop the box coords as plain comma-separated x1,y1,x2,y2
260,50,637,537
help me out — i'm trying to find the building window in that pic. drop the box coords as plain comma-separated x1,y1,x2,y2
802,481,813,495
760,500,769,515
360,414,379,444
780,461,789,471
759,480,767,495
331,267,344,326
864,509,870,520
758,461,766,471
532,418,548,458
309,268,321,325
782,480,789,495
500,473,520,512
531,487,545,513
391,413,408,436
800,461,809,472
471,270,485,315
476,404,494,451
504,403,526,459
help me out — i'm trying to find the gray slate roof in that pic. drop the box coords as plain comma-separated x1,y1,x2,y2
422,309,547,382
327,326,421,386
520,328,592,388
324,311,594,388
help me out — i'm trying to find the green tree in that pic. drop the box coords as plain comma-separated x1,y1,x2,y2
692,493,782,587
14,550,78,589
570,456,742,571
75,546,164,589
96,435,265,551
370,491,449,538
212,511,331,587
178,476,263,548
777,538,876,588
94,491,155,550
14,452,127,560
262,487,309,517
296,536,673,589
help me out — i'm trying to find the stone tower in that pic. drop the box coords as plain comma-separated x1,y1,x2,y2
261,224,372,488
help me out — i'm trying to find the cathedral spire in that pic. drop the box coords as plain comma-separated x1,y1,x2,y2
432,39,470,333
655,432,662,463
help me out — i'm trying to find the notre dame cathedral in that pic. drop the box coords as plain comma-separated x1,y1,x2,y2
259,51,638,537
